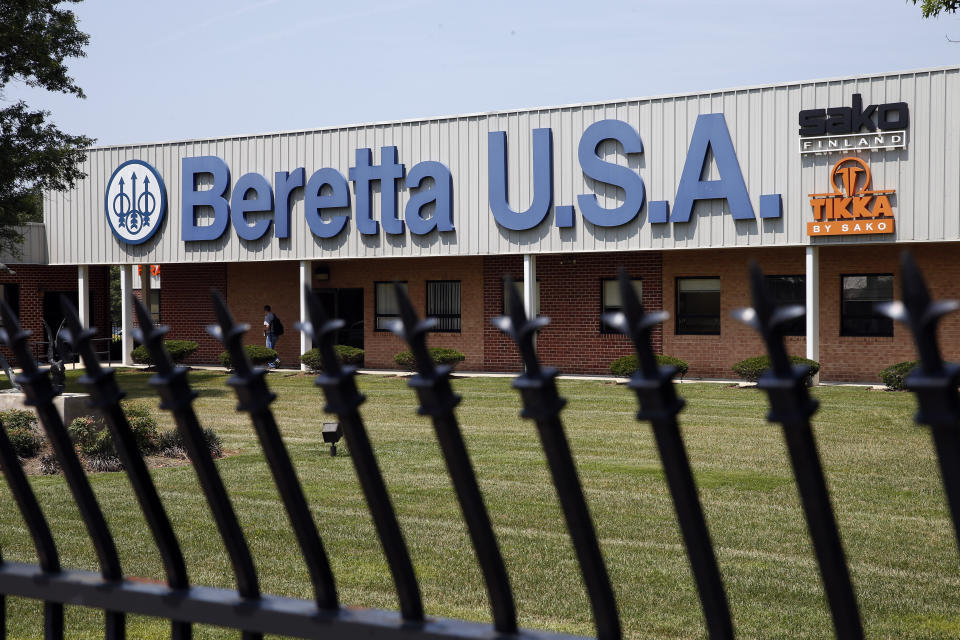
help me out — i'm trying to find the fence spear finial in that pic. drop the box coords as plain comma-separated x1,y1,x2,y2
297,286,346,377
603,269,668,379
732,261,805,378
878,251,959,377
389,282,437,375
492,276,548,376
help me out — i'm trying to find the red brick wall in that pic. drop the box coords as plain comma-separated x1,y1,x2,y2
312,256,485,370
0,264,110,365
482,252,663,374
817,243,960,382
160,263,228,365
661,248,808,379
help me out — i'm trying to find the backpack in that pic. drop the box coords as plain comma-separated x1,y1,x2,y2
272,315,284,336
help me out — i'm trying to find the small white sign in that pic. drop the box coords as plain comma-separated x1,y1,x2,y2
799,130,906,155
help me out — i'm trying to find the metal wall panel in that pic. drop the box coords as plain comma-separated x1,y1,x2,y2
45,67,960,265
1,224,48,265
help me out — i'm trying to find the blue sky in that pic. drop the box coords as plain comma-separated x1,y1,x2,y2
9,0,960,146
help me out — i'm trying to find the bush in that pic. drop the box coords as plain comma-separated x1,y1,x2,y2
157,427,223,459
609,354,690,379
68,403,159,456
299,345,365,373
879,360,917,391
38,453,60,475
85,455,124,473
122,401,160,454
732,355,821,384
220,345,278,369
1,409,43,458
131,340,198,366
394,348,466,370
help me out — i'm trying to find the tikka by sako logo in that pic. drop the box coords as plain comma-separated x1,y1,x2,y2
807,156,895,237
104,160,166,245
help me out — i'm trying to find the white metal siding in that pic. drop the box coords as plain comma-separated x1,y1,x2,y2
45,67,960,265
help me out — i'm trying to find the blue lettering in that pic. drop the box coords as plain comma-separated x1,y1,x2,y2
577,120,645,227
488,128,553,231
405,161,454,234
348,147,406,235
671,113,754,222
181,156,230,242
231,173,274,241
304,168,350,239
274,168,305,239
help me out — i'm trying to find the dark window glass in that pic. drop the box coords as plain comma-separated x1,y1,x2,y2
841,274,893,337
765,275,805,336
600,279,642,333
374,281,407,331
427,280,461,332
149,289,160,324
676,277,721,335
0,284,19,325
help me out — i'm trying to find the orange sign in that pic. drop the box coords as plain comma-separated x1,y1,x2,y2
137,264,161,277
807,156,895,236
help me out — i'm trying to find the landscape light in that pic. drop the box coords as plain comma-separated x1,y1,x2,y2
322,422,342,456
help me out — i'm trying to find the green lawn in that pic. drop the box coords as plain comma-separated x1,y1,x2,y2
0,369,957,639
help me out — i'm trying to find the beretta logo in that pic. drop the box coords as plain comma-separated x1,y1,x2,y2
798,93,908,154
104,160,166,245
807,156,894,237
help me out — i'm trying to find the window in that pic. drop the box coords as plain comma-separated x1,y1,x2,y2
0,284,19,326
841,274,893,337
765,275,805,336
148,289,161,324
503,279,540,317
600,278,642,333
676,277,721,335
374,281,407,331
426,280,461,332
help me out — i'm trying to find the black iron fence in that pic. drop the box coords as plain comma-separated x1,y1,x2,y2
0,252,956,639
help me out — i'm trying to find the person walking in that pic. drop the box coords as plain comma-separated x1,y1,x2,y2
263,304,281,369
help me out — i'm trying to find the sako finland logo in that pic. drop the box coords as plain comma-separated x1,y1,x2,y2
104,160,166,245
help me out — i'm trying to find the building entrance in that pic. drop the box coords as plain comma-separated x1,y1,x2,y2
313,288,364,349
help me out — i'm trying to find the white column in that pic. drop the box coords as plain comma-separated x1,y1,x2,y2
805,246,820,383
77,265,90,329
299,260,312,371
523,254,536,319
120,265,135,366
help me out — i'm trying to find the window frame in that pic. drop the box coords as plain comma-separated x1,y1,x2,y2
675,276,721,336
426,280,462,333
600,278,642,334
764,275,806,337
840,273,894,338
374,281,407,332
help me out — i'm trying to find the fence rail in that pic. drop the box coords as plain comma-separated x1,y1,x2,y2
0,251,957,639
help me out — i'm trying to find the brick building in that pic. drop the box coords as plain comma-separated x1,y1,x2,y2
22,67,960,382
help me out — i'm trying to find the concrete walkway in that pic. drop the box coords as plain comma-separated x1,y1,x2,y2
88,362,884,389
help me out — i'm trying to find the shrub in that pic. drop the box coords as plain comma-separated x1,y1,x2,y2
732,355,821,384
157,427,223,459
1,409,43,458
68,416,100,452
394,348,466,370
220,345,278,369
85,455,124,473
131,340,198,366
609,354,690,379
300,345,365,372
879,360,917,391
38,453,60,475
122,401,160,454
